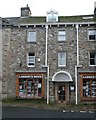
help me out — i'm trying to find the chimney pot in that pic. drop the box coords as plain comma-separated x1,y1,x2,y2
21,5,31,17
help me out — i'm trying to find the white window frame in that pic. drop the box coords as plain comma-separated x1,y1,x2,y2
88,29,96,41
27,53,35,67
58,52,66,67
89,51,96,66
27,31,36,42
46,10,58,22
58,30,66,41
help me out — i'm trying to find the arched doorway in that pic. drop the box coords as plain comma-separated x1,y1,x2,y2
52,71,73,103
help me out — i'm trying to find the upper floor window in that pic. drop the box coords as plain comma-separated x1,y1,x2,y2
27,53,35,67
58,52,66,67
58,30,66,41
46,9,58,22
27,31,36,42
88,29,96,41
89,51,96,66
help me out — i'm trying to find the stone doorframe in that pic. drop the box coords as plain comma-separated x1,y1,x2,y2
52,71,73,103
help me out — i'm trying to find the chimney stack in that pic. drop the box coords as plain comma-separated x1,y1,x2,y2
21,4,31,17
94,1,96,19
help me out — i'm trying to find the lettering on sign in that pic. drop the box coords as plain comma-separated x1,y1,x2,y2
18,75,42,78
83,76,96,79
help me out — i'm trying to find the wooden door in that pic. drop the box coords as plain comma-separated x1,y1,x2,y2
58,85,66,102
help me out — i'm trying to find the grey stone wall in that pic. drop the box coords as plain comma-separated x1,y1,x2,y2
2,24,95,103
2,27,46,98
48,26,77,80
79,26,95,71
0,18,2,100
2,28,11,98
0,18,2,80
47,26,77,102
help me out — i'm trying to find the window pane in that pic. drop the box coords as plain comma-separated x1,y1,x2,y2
47,11,58,22
90,52,96,65
90,59,95,65
59,31,65,35
19,79,42,98
29,53,35,56
28,53,35,67
89,30,96,40
90,53,95,58
91,81,96,97
83,80,96,98
89,35,95,40
28,32,36,42
83,81,91,97
48,15,56,22
89,30,96,35
58,52,66,66
58,31,66,41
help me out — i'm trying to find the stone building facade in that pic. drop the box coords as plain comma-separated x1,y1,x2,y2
1,3,96,104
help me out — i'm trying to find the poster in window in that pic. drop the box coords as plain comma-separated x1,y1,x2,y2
38,83,41,88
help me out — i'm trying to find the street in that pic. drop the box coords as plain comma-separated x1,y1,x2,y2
1,106,95,119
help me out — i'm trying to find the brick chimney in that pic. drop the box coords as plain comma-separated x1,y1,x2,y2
21,4,31,17
94,1,96,19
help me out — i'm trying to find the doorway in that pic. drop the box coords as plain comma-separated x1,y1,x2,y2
58,85,66,102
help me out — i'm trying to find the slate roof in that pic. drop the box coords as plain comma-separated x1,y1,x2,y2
2,14,95,26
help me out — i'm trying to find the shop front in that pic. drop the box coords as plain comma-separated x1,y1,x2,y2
52,71,73,103
16,71,46,99
80,72,96,101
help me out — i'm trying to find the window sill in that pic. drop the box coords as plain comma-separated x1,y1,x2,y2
81,97,96,101
27,42,37,44
88,40,96,41
58,40,66,42
27,66,35,68
89,65,96,67
58,65,66,67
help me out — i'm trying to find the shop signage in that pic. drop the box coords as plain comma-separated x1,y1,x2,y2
70,85,75,91
18,75,42,78
83,76,96,79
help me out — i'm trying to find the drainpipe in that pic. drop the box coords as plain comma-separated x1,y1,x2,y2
75,65,78,105
45,25,48,66
76,24,79,65
47,65,49,104
44,25,49,104
75,24,79,105
75,24,82,105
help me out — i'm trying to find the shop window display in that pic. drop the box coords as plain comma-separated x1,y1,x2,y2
19,79,42,98
80,73,96,101
83,80,96,97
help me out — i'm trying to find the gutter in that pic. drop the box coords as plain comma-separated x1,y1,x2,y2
14,21,96,27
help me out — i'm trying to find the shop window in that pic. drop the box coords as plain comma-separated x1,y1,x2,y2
89,52,96,66
80,74,96,101
83,80,96,97
58,52,66,67
58,30,66,41
19,79,42,98
27,53,35,67
27,31,36,42
88,29,96,41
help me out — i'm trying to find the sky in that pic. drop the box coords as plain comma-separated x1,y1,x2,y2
0,0,96,17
